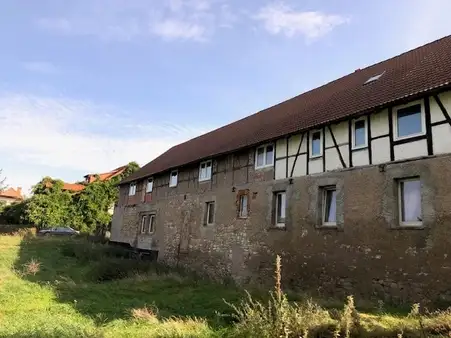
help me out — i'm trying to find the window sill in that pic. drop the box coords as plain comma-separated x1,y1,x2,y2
316,224,341,230
392,224,424,230
394,132,426,142
255,164,273,170
199,178,211,183
310,154,322,159
268,225,286,231
169,185,177,188
351,145,368,151
237,216,248,220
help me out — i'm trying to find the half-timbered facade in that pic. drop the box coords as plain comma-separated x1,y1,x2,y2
112,36,451,304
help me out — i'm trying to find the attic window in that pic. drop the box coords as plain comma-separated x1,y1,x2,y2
364,71,385,85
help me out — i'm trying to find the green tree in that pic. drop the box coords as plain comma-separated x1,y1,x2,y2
26,178,73,228
16,162,141,233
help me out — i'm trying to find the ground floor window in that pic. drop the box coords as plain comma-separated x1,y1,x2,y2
322,187,337,226
205,201,215,225
274,191,286,227
398,177,422,226
140,214,156,234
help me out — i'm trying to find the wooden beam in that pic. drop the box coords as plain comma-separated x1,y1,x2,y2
290,133,305,178
424,96,433,156
327,125,347,168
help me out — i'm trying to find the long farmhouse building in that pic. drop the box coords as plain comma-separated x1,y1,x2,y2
112,36,451,304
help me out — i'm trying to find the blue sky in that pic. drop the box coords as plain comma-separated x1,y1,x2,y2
0,0,450,195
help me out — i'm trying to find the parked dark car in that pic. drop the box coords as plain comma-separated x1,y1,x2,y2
37,227,80,237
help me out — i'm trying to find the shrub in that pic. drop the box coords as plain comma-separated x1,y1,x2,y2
226,255,335,338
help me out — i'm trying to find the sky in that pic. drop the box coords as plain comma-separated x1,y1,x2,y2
0,0,450,196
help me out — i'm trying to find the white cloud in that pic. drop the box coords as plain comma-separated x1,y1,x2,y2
254,2,349,39
36,0,235,42
0,92,214,195
22,61,58,74
151,19,206,41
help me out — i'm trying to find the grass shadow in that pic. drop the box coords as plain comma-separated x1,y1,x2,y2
13,235,243,328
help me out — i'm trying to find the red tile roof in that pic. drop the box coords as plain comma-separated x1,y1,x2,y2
122,35,451,184
62,183,86,192
84,166,127,183
0,187,23,200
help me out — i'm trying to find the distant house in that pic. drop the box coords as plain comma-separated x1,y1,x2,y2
60,166,128,193
0,187,23,205
84,166,127,184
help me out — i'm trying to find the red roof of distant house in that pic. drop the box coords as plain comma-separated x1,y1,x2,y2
62,183,85,192
84,166,127,183
0,187,23,200
122,35,451,184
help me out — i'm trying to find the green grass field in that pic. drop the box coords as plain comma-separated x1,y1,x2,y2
0,233,450,337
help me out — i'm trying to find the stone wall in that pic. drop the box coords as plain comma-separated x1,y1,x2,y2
111,151,451,305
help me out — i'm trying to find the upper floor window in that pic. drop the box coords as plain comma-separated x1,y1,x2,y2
169,170,178,187
255,144,274,169
310,130,322,158
199,160,212,181
398,177,422,227
129,182,136,196
146,178,153,193
352,118,367,149
274,191,286,228
395,104,424,140
322,186,337,226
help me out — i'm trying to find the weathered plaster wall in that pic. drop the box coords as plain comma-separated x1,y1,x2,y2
111,150,451,305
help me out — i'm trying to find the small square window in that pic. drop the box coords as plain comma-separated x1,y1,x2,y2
322,187,337,226
205,201,215,225
310,130,322,157
395,104,424,139
169,170,178,187
199,160,212,181
352,118,367,149
129,182,137,196
255,144,274,169
141,214,156,233
398,178,422,226
146,178,153,193
238,194,248,218
274,191,286,227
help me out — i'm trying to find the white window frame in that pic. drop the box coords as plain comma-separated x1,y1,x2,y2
169,170,178,187
352,117,368,149
129,182,137,196
146,178,153,193
238,194,248,218
398,177,422,227
310,130,323,158
205,201,215,225
148,214,155,234
255,144,275,169
275,191,286,228
322,187,337,226
140,215,148,233
199,160,212,182
393,102,426,141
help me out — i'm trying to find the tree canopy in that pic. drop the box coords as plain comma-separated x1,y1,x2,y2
0,162,140,232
